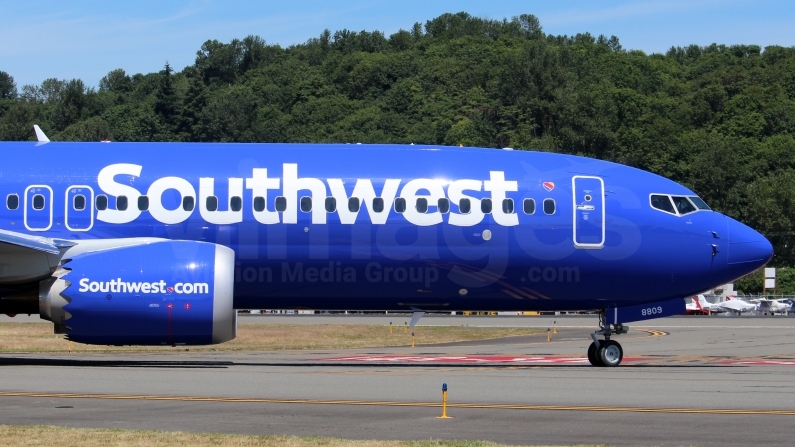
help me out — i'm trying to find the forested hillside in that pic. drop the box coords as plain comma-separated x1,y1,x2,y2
1,12,794,284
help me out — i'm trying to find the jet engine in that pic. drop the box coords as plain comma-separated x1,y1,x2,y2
38,240,236,345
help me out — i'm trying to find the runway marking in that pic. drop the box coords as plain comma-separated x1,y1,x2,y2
718,360,795,366
321,330,665,364
1,391,793,416
628,325,795,329
321,355,649,364
638,329,668,337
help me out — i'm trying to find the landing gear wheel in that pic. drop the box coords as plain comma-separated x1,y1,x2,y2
598,340,623,367
587,342,603,366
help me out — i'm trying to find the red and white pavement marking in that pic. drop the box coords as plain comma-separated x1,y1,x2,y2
718,360,795,366
321,355,795,366
323,355,647,364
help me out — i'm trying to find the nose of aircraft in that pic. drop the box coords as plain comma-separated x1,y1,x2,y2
726,217,773,270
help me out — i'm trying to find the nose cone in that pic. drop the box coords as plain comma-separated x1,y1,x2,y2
727,218,773,270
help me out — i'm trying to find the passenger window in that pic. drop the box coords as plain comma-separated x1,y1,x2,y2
275,196,287,212
206,196,218,212
481,198,492,214
253,196,265,212
96,195,108,211
394,197,406,213
73,195,86,211
689,196,711,210
231,196,242,212
32,194,45,210
502,198,514,214
116,195,128,211
182,196,195,211
416,198,428,214
138,196,149,211
650,195,676,214
523,198,535,215
348,197,360,212
672,196,697,215
438,198,450,214
325,197,336,212
543,198,556,215
300,197,312,212
372,197,384,213
6,194,19,210
459,198,471,214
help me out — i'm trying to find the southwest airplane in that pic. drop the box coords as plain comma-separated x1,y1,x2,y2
0,126,773,366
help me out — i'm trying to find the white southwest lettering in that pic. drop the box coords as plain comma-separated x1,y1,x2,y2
327,178,401,225
245,168,280,224
484,171,519,227
400,178,446,226
77,278,208,294
199,177,244,225
282,163,327,224
447,179,484,226
146,177,196,225
96,163,521,227
96,164,143,224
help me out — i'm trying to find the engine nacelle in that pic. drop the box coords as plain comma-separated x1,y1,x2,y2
39,240,236,345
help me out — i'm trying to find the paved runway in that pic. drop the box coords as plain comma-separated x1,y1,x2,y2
2,316,795,446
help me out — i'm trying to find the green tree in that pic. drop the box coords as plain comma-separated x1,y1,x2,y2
99,69,132,94
199,86,257,142
154,63,178,128
179,73,208,141
51,79,87,131
0,103,35,140
0,71,16,99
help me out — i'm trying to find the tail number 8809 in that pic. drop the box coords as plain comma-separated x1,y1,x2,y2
641,306,663,316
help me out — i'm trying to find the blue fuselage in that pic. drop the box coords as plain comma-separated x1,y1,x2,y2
0,142,772,311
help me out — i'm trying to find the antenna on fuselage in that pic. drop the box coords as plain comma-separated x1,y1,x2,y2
33,125,50,143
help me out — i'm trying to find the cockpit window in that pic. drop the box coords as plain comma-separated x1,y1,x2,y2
689,196,711,210
671,196,697,215
650,195,676,214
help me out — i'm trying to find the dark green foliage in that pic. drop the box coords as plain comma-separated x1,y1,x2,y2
0,102,36,140
0,71,16,99
0,12,794,271
154,63,178,128
99,69,132,94
195,35,273,86
179,73,209,141
51,79,88,131
735,267,795,295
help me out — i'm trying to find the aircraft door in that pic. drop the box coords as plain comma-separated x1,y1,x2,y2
24,185,53,231
572,176,605,249
65,185,94,231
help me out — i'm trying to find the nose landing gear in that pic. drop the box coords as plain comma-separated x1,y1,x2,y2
588,312,628,367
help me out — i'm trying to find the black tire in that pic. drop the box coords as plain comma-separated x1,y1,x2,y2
598,340,623,367
587,342,603,366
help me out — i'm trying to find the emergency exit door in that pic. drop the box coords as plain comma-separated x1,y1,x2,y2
572,176,605,249
24,185,53,231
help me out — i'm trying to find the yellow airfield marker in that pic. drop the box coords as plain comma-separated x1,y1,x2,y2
437,383,453,419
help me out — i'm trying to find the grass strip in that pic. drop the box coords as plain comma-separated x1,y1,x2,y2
0,425,539,447
0,323,543,353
